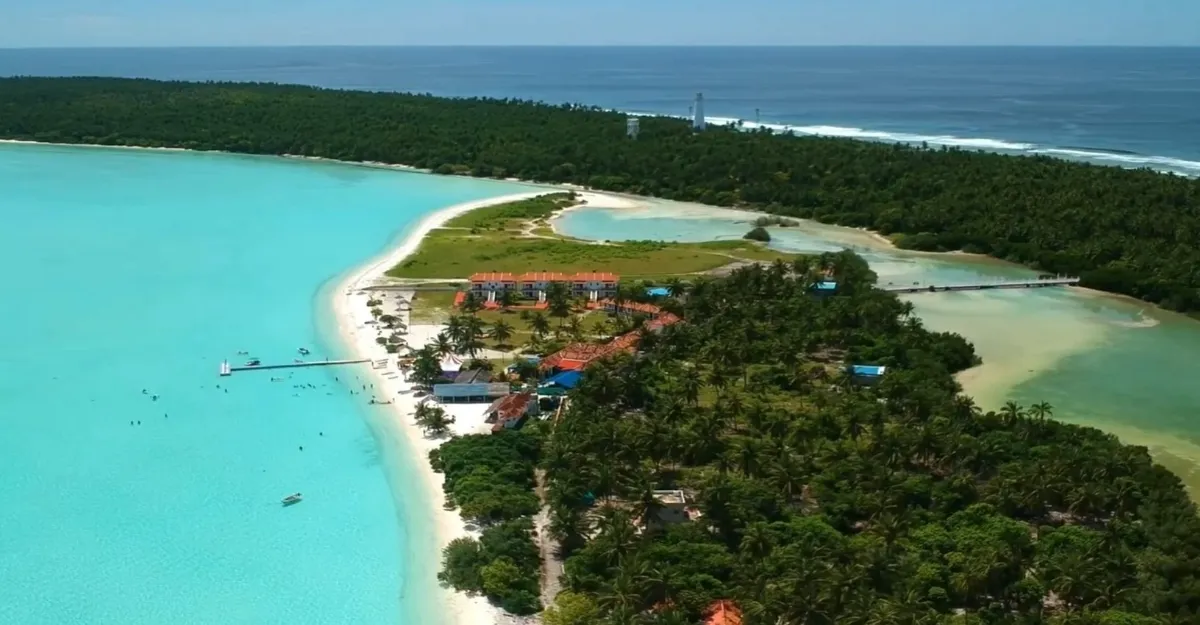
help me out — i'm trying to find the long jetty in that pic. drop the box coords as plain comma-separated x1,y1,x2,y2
880,276,1080,295
220,358,370,376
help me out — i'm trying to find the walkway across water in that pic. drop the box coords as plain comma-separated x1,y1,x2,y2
880,276,1080,294
219,358,370,376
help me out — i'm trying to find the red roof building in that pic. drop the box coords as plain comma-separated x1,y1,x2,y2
469,272,517,283
705,601,743,625
488,392,537,432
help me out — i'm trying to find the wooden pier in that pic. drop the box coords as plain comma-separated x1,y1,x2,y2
220,358,371,376
880,276,1080,294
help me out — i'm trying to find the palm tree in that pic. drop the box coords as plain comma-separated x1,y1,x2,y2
665,277,687,298
432,332,454,358
529,311,551,339
1000,400,1026,425
489,319,515,348
564,316,585,342
498,288,518,311
1029,401,1054,421
460,291,483,314
546,281,572,319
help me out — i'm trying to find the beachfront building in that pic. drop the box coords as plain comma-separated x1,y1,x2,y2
468,272,518,302
487,392,539,432
519,271,569,300
468,271,620,302
432,382,512,403
626,116,640,139
572,271,620,300
439,353,464,379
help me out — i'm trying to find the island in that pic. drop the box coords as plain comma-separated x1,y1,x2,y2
6,79,1200,625
2,77,1199,314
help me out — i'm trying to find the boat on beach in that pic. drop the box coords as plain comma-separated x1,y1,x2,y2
281,493,302,506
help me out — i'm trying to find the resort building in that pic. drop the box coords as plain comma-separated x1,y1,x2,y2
571,271,620,301
487,392,539,432
468,272,518,297
432,382,512,403
540,332,641,372
467,271,620,301
519,271,570,300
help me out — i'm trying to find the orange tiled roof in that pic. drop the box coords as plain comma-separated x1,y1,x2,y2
573,271,619,282
518,271,570,282
705,601,742,625
469,272,516,282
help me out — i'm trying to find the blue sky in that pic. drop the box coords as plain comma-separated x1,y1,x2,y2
3,0,1197,48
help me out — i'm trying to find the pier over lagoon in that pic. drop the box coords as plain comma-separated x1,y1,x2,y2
219,358,371,376
880,275,1080,295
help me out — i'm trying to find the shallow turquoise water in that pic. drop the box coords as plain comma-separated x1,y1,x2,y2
0,144,527,624
557,203,1200,493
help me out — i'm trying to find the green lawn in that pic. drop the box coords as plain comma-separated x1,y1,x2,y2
388,195,799,280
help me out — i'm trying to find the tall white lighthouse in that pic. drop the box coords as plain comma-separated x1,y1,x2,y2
692,92,706,131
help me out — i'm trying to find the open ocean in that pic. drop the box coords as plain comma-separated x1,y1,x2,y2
2,46,1199,175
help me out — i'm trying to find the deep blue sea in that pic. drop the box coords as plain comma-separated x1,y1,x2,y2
2,46,1199,174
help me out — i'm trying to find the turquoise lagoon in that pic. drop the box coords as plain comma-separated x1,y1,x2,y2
557,202,1200,494
0,144,528,624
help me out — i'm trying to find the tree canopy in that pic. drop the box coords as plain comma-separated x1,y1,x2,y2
2,77,1199,311
541,251,1200,624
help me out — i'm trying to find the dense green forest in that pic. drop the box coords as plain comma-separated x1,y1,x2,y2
1,77,1199,311
536,252,1200,625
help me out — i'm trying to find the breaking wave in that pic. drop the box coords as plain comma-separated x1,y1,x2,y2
626,111,1200,177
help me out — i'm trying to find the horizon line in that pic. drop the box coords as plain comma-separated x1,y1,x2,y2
4,44,1200,51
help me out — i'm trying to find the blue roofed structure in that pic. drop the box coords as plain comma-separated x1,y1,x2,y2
433,382,511,403
850,364,886,378
544,370,582,390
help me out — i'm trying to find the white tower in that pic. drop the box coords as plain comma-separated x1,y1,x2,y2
692,92,706,131
626,116,640,139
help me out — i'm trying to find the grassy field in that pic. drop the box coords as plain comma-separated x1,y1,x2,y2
387,194,800,281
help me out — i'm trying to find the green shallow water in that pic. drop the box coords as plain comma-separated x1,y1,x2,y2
555,201,1200,494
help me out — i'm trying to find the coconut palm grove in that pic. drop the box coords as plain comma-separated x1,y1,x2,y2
427,252,1200,625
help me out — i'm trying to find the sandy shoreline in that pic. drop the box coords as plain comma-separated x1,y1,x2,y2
330,191,545,625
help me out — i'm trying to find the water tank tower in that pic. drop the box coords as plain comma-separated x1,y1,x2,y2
692,92,706,131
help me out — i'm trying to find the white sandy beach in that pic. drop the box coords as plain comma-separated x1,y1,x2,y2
330,191,550,625
330,188,651,624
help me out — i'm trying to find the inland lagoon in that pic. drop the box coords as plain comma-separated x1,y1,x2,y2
555,200,1200,495
0,143,528,625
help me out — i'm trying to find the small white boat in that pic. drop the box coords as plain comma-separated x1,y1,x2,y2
281,493,303,506
298,347,311,356
245,358,261,367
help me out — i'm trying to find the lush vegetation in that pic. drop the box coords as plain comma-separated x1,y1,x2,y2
743,226,771,242
7,78,1197,310
430,431,544,614
538,251,1200,624
388,193,795,281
